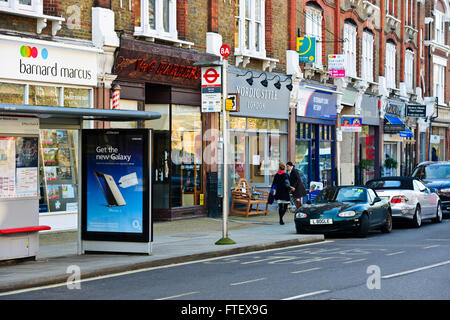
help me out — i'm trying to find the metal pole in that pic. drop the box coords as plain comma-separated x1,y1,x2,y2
216,58,235,245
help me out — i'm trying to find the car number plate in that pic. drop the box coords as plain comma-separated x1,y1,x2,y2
310,219,333,225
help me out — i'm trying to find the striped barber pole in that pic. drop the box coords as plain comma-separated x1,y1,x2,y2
112,84,120,109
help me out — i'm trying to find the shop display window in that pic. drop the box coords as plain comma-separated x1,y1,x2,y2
29,85,59,107
39,129,79,213
171,105,203,208
0,83,25,104
230,117,287,187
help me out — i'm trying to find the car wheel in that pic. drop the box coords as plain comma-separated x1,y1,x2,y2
381,210,393,233
433,203,443,223
357,213,369,238
411,205,422,228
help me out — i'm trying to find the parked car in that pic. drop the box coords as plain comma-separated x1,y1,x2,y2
411,161,450,213
366,177,442,227
294,186,391,237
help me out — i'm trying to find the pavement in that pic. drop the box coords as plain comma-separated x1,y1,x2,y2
0,210,324,293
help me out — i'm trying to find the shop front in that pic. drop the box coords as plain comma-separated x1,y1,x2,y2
295,83,338,190
0,35,99,231
113,38,217,221
383,100,414,177
359,94,381,184
227,67,291,189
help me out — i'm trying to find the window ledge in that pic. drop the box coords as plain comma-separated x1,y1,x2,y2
234,50,278,72
424,40,450,55
134,30,194,49
0,8,64,36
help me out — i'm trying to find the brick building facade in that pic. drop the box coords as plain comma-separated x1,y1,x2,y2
0,0,449,228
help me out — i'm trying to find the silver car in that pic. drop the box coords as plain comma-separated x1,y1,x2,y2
366,177,443,227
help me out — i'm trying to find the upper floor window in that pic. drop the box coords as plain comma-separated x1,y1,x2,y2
362,31,374,82
136,0,178,41
405,0,415,27
433,57,446,104
343,22,357,78
385,0,394,15
234,0,266,58
404,49,414,91
305,5,322,67
385,41,396,89
434,9,445,45
0,0,42,14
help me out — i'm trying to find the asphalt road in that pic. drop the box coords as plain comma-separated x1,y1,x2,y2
1,217,450,301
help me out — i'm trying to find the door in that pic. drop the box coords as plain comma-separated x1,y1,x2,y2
415,180,435,217
152,131,170,209
368,188,385,226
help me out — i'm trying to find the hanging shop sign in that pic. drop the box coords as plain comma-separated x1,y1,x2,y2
297,37,316,63
406,104,426,118
0,37,98,86
328,54,346,78
114,38,217,90
201,66,222,113
296,86,338,120
341,116,362,132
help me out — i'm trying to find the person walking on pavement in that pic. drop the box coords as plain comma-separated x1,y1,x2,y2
271,162,291,225
286,161,307,209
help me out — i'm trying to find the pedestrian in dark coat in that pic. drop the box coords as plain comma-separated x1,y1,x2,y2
286,161,307,209
271,162,291,225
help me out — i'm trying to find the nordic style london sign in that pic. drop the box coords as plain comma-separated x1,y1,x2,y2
0,37,98,86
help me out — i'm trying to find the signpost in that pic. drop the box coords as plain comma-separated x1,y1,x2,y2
201,66,222,113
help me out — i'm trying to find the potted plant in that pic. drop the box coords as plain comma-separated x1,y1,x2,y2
384,157,398,170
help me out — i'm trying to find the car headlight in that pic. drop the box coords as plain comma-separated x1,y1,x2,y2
296,212,307,218
338,211,357,217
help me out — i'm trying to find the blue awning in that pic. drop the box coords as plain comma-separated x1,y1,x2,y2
385,115,414,138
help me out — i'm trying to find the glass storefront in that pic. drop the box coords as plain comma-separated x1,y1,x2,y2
431,127,446,161
296,122,335,190
229,116,287,187
360,125,376,184
384,143,398,176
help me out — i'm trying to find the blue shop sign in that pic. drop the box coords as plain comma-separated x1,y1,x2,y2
296,86,337,120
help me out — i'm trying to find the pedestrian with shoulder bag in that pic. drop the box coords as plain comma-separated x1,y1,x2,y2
271,162,291,225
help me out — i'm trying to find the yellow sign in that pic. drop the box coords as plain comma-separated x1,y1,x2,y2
199,194,204,205
225,98,234,111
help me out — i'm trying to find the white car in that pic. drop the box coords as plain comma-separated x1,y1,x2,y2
366,177,443,227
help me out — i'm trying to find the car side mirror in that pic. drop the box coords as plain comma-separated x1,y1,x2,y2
373,196,381,204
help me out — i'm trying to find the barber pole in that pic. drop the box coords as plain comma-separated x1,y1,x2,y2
112,84,120,109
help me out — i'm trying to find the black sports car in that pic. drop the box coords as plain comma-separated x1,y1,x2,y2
295,186,392,237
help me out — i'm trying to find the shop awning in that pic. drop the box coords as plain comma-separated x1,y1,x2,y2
384,115,414,138
0,104,161,121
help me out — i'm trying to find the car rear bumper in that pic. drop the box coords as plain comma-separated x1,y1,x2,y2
295,219,361,234
390,204,416,220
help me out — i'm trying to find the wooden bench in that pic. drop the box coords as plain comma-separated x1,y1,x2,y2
230,178,270,218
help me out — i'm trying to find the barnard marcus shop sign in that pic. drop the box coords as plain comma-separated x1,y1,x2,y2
0,37,98,86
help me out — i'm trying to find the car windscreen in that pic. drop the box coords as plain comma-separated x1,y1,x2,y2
366,179,413,190
412,164,450,180
315,187,367,203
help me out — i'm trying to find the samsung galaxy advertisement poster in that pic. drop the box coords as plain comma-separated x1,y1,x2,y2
82,130,150,242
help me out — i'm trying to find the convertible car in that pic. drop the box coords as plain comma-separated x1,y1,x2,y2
295,186,392,237
366,176,442,227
